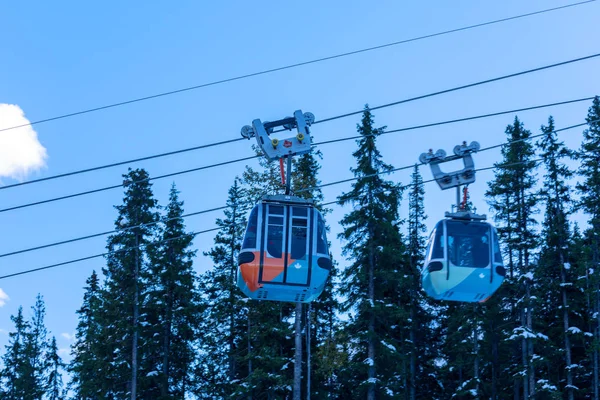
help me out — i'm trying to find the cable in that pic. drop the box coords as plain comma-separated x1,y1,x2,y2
478,120,593,152
1,95,595,214
0,155,554,281
313,53,600,125
0,227,221,280
0,138,246,191
3,96,592,192
0,205,227,259
0,155,260,214
0,119,589,259
298,120,595,195
0,1,595,134
315,97,597,147
319,159,546,209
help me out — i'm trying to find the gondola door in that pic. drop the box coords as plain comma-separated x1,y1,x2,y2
258,203,312,287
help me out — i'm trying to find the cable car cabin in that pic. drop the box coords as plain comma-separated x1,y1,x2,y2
421,218,505,303
237,195,332,303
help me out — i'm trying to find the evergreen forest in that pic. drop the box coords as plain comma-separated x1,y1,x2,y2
4,97,600,399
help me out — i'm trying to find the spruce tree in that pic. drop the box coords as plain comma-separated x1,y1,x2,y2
144,185,200,399
69,270,106,398
406,164,441,398
46,336,65,400
486,116,539,398
24,294,51,399
576,96,600,400
292,150,342,399
337,106,410,399
100,168,159,397
0,306,30,398
195,178,251,398
143,183,200,398
535,116,583,398
569,224,595,396
0,296,58,399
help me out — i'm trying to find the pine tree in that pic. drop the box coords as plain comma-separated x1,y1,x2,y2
486,116,539,398
535,116,582,398
46,336,65,400
576,96,600,400
195,177,251,398
406,164,441,398
439,303,483,399
100,168,160,398
24,294,51,399
0,306,30,398
569,224,595,396
142,183,200,398
1,296,58,399
337,106,410,399
69,270,106,398
292,150,342,399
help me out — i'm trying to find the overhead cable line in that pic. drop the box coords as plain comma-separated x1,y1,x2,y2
312,53,600,125
2,96,593,192
287,120,595,194
0,0,595,134
0,112,593,215
0,137,246,191
0,119,590,259
0,205,227,259
0,155,558,281
0,155,260,214
0,227,222,280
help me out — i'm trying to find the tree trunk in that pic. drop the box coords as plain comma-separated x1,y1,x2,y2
161,249,174,397
229,218,238,382
560,254,574,400
409,306,416,400
306,304,311,400
367,224,376,400
131,233,140,400
294,302,303,400
491,319,498,400
521,307,529,399
161,285,173,397
593,238,599,400
595,279,600,400
367,147,376,400
248,315,253,400
526,282,534,397
473,314,480,400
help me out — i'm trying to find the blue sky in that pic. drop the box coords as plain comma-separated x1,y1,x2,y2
0,0,598,359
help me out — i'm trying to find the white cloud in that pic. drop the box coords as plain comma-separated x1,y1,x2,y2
0,288,9,307
0,104,47,180
61,332,75,341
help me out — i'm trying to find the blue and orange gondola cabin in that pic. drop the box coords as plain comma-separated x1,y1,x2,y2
237,195,331,303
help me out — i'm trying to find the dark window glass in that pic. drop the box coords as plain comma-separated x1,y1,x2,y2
269,216,284,225
292,218,307,227
493,228,503,264
291,226,307,260
431,221,444,259
446,221,490,268
242,206,259,249
269,205,284,215
267,224,283,258
423,231,435,270
293,207,308,217
316,212,328,254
